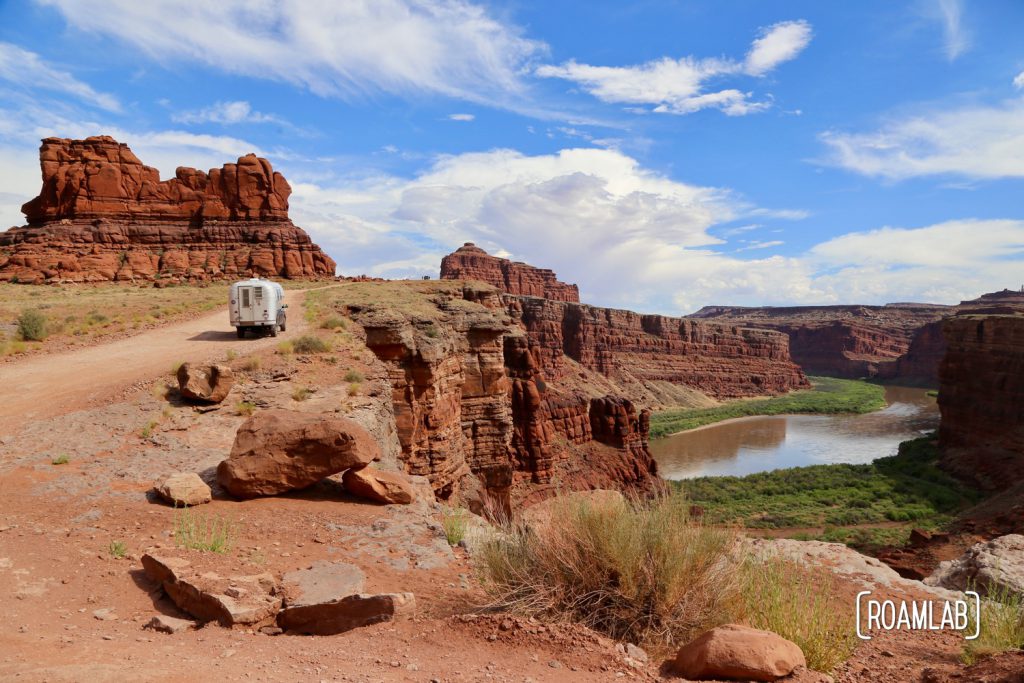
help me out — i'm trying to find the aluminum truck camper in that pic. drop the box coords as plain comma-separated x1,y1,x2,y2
229,278,287,338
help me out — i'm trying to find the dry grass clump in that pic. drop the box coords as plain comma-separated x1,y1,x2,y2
476,491,857,671
962,582,1024,665
741,557,858,672
476,492,742,647
174,506,233,554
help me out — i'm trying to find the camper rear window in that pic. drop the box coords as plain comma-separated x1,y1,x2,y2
255,288,263,304
241,289,250,307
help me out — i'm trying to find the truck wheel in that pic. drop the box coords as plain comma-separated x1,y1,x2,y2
270,325,278,337
236,327,245,339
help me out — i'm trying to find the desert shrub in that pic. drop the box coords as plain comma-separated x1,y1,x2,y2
139,419,159,439
51,454,70,465
225,349,238,361
240,356,261,372
108,540,127,559
344,369,365,383
442,507,469,546
962,582,1024,665
321,316,347,330
276,340,294,355
476,492,742,646
293,335,330,354
174,506,233,553
292,387,313,402
741,557,858,672
235,401,256,417
347,382,361,396
17,309,47,341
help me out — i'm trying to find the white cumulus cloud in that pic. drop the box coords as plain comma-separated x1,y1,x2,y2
535,20,811,116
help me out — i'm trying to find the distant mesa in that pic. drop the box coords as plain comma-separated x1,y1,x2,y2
0,135,336,283
440,242,580,302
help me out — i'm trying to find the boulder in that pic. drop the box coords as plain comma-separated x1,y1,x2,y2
216,409,379,498
671,624,806,681
278,591,416,636
342,466,414,505
141,553,280,627
177,363,234,404
925,534,1024,598
155,472,212,507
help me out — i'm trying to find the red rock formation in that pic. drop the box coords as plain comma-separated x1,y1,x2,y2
938,314,1024,491
440,243,580,302
352,284,661,509
690,303,953,381
508,296,808,400
0,136,335,283
876,320,947,385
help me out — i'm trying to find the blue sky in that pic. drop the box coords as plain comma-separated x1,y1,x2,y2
1,0,1023,313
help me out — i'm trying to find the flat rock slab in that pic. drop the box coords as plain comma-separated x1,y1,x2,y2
141,553,280,628
926,534,1024,597
278,592,416,636
281,560,366,608
155,472,212,507
145,614,195,634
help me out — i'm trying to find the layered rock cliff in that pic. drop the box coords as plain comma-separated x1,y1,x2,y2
441,245,809,405
690,303,953,383
938,314,1024,491
440,242,580,302
0,136,336,283
344,282,660,510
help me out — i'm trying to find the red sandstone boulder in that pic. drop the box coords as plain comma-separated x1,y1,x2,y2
216,410,379,498
176,363,234,403
671,624,806,681
342,465,415,505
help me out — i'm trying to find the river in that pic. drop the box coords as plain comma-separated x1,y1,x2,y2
650,386,939,480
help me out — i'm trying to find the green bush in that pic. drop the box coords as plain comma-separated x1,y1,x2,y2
292,335,330,354
17,309,48,341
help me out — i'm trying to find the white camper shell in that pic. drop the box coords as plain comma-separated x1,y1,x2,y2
229,278,287,338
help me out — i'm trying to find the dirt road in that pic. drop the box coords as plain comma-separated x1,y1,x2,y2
0,290,315,432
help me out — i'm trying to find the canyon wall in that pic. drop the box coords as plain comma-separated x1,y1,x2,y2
440,242,580,302
689,303,953,383
938,314,1024,491
508,296,809,401
0,136,335,283
350,283,660,510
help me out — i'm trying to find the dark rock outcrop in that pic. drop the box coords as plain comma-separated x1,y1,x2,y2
0,136,335,283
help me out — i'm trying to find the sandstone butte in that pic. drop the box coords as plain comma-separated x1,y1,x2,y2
441,242,580,302
689,288,1024,386
0,136,336,283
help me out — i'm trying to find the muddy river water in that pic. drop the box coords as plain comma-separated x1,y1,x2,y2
650,386,940,480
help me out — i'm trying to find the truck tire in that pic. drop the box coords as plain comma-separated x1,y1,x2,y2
236,327,245,339
270,325,279,337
